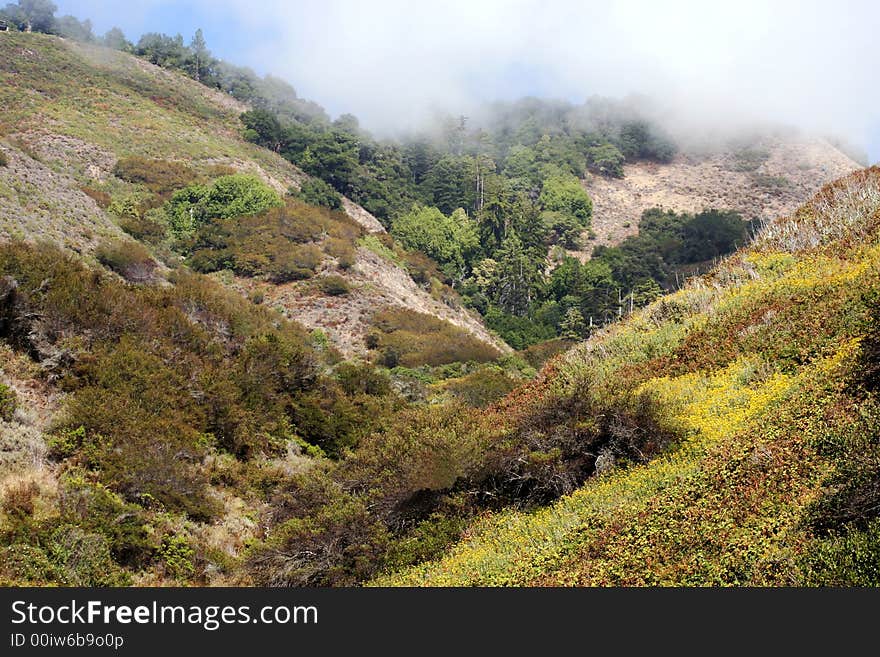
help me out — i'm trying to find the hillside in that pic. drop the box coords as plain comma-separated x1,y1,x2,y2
0,32,504,356
580,136,860,253
1,27,877,590
376,167,880,586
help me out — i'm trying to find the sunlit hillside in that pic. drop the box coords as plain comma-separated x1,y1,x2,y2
376,168,880,585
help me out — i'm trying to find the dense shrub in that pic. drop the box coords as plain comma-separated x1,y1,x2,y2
267,244,323,283
520,338,575,370
0,150,8,167
318,275,350,296
325,237,356,270
95,239,157,283
118,213,167,244
113,156,197,194
0,383,17,421
49,525,131,586
368,307,501,367
0,242,363,519
184,200,362,282
442,366,519,408
335,361,391,397
165,174,282,236
57,474,156,568
0,544,58,585
585,143,625,177
296,178,342,209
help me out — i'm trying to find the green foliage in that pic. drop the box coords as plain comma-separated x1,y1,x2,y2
391,205,479,272
484,307,556,350
538,173,592,224
616,120,676,162
441,366,519,408
158,534,195,581
165,174,281,237
801,520,880,586
0,383,17,421
335,361,392,397
560,307,587,339
296,177,342,210
585,142,625,177
0,544,58,585
49,524,130,586
542,211,583,249
57,474,156,567
0,150,8,167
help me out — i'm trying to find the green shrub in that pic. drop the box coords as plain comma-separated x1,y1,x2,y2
57,474,156,567
335,361,391,397
0,544,58,585
801,519,880,586
0,150,8,167
158,534,195,581
326,237,356,270
119,213,167,244
49,525,131,586
95,239,157,283
539,173,592,223
318,275,350,296
585,142,625,178
183,200,360,280
0,383,17,421
442,366,518,408
268,244,323,283
107,194,142,221
296,178,343,209
166,174,282,236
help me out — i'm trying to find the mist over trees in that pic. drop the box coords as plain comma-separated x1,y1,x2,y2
0,0,752,347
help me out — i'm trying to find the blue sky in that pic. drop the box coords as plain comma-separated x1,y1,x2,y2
55,1,880,162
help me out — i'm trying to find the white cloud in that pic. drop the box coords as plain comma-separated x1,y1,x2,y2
64,0,880,152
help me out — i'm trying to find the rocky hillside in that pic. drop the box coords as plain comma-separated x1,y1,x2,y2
0,32,504,355
580,136,860,253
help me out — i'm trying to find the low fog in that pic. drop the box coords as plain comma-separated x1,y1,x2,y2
64,0,880,159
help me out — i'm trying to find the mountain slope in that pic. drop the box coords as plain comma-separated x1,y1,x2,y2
376,167,880,586
0,32,505,355
580,135,860,253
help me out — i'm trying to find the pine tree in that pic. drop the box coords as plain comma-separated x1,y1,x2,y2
189,28,209,82
560,307,586,339
496,231,539,316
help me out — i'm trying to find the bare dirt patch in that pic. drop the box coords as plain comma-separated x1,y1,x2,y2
579,136,860,258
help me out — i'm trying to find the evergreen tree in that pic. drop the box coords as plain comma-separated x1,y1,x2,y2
496,231,540,316
560,307,586,339
189,28,210,82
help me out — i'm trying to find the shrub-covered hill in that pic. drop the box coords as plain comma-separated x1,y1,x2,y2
374,167,880,586
0,31,504,357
